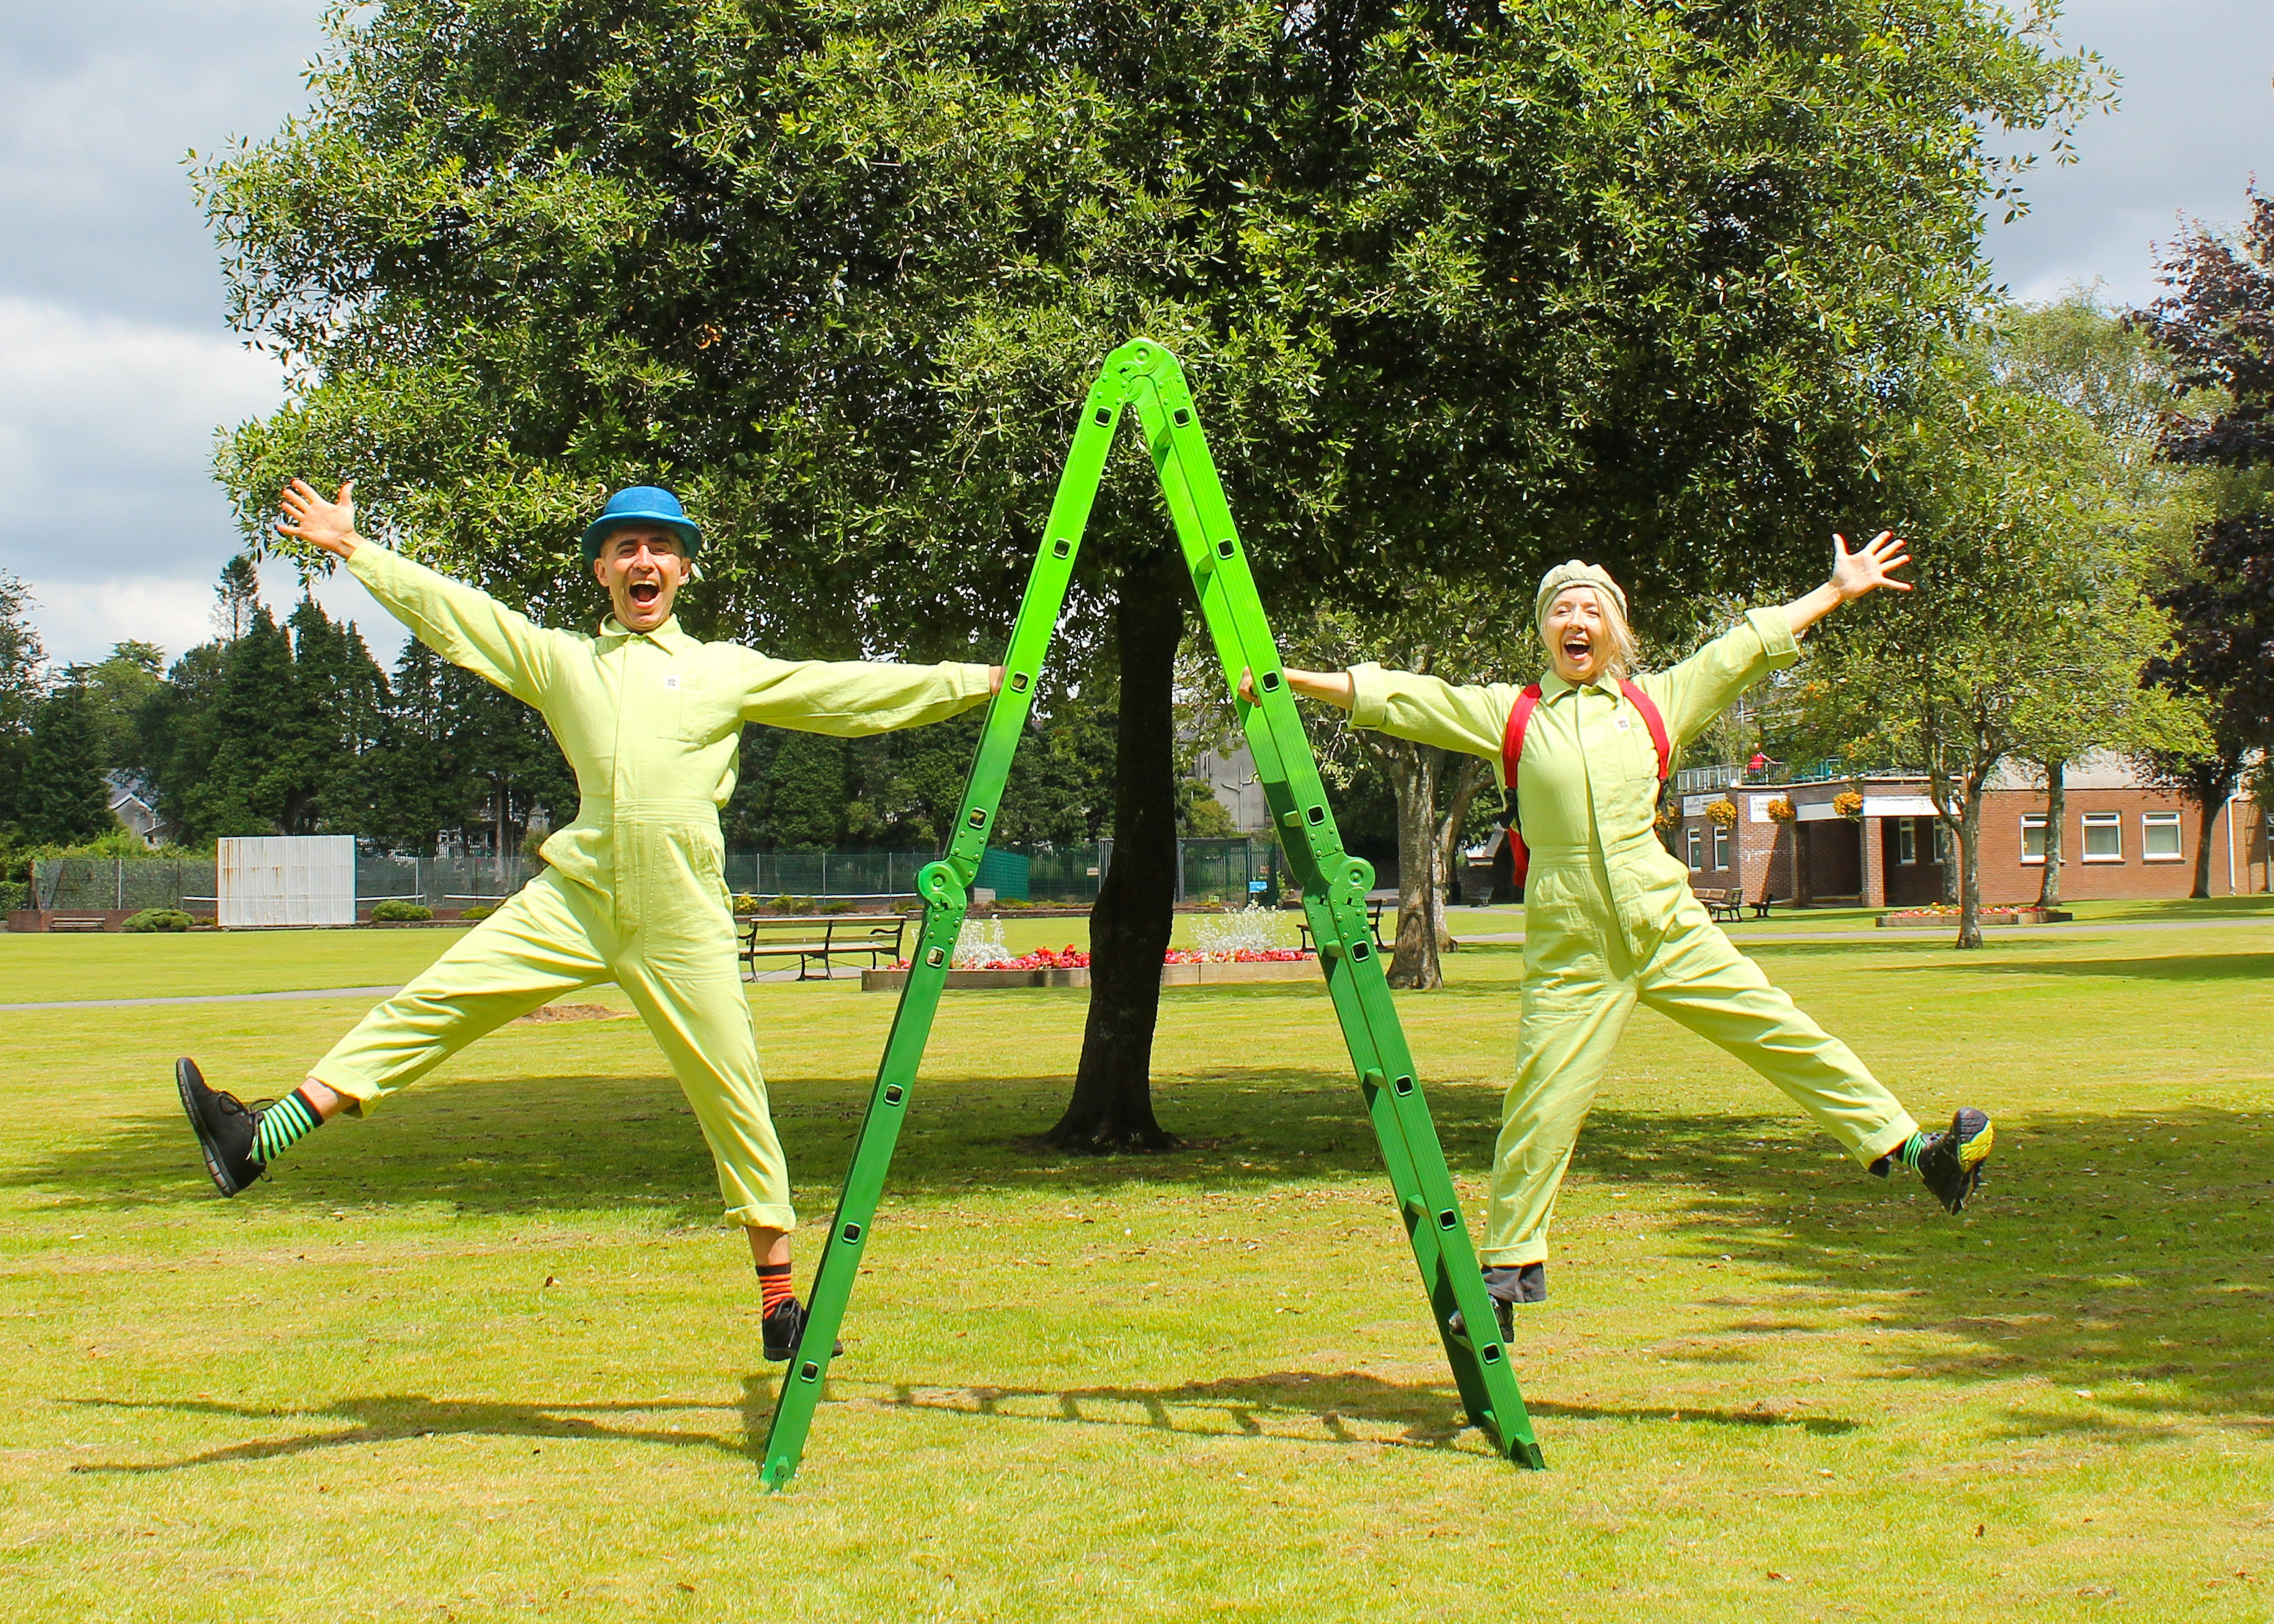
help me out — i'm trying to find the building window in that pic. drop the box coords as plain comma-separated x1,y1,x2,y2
1932,820,1951,865
1712,825,1731,871
1686,827,1702,871
1896,821,1916,865
2142,811,2184,860
2082,811,2122,862
2020,814,2046,864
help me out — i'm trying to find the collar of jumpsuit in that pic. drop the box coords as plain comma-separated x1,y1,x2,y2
597,613,696,652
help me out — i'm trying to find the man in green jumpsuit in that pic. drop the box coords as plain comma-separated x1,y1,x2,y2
177,479,1000,1359
1269,534,1993,1334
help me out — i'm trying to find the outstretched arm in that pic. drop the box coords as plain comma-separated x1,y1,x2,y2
738,653,1000,735
276,479,558,705
1647,529,1914,743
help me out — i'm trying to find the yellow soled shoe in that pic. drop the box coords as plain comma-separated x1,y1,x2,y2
1915,1108,1995,1214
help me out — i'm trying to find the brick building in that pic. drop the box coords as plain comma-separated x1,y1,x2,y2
1671,752,2267,907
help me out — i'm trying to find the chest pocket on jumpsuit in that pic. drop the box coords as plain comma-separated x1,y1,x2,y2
668,671,735,745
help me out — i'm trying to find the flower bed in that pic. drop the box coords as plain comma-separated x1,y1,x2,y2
1878,906,2072,929
864,943,1319,992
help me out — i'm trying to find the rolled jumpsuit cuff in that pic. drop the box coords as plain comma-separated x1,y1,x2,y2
1477,1241,1549,1268
1345,662,1392,729
306,1061,386,1118
1746,605,1801,668
1855,1113,1922,1169
726,1203,797,1233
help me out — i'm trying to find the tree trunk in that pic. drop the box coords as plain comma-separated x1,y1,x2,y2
1386,740,1444,989
2035,758,2064,909
2191,795,2220,899
1433,755,1486,936
1955,781,1985,950
1048,551,1184,1152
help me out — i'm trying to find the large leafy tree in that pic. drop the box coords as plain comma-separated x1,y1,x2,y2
1793,365,2199,947
2133,188,2274,895
204,0,2099,1143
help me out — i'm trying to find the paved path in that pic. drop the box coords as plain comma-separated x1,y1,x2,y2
0,963,862,1012
1455,915,2274,947
0,984,411,1013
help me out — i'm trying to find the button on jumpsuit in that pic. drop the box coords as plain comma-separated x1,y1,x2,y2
1348,608,1921,1268
309,543,994,1232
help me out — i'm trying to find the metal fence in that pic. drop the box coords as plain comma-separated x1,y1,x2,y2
29,838,1287,916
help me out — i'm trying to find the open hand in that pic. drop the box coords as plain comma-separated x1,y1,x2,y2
276,479,361,560
1831,530,1911,601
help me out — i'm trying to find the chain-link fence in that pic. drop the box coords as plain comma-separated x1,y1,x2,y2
33,857,218,912
27,838,1285,918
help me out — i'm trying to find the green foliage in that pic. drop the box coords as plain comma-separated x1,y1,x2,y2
457,903,498,921
0,881,25,915
16,683,114,847
0,572,43,842
69,643,165,779
204,0,2103,643
370,899,435,921
120,909,194,933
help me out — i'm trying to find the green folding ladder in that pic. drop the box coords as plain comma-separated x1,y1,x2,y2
760,340,1546,1487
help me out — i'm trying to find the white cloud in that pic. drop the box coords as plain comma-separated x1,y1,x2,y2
1985,0,2274,309
0,296,285,662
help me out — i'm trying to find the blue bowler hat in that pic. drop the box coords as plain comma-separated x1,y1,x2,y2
580,486,703,562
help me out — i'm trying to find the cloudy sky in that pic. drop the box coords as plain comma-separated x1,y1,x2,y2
3,0,2271,669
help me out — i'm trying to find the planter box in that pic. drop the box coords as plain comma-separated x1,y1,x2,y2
860,958,1319,992
1878,907,2073,929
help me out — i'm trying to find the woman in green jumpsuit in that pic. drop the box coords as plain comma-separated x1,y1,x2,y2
1271,536,1994,1327
176,480,1000,1359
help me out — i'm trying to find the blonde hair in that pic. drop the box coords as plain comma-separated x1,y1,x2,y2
1543,583,1637,679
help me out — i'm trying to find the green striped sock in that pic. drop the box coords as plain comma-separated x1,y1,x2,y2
251,1090,324,1165
1893,1130,1930,1170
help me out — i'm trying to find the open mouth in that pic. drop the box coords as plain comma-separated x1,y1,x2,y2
629,580,661,608
1562,636,1592,663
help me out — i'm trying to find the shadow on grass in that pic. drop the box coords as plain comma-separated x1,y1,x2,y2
39,1049,2274,1447
67,1390,756,1472
67,1365,1856,1476
1880,953,2274,983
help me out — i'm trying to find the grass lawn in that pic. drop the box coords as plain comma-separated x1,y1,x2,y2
2,905,2269,1620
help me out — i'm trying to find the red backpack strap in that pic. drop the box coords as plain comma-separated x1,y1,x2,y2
1618,679,1672,780
1500,684,1544,794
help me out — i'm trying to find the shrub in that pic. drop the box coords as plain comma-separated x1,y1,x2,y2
122,909,193,933
0,881,26,915
731,894,760,915
371,900,434,923
458,903,497,922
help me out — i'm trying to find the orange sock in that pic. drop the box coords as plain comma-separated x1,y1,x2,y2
756,1261,794,1314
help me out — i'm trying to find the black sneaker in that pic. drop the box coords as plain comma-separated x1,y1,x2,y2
176,1057,265,1197
761,1296,843,1362
1915,1108,1996,1214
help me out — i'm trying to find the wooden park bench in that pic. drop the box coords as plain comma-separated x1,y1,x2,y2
1691,887,1744,923
48,915,111,933
1296,890,1395,953
739,912,911,982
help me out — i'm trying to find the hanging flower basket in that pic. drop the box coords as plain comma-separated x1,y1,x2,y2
1766,797,1798,824
1833,789,1865,820
1706,798,1739,828
1653,802,1680,832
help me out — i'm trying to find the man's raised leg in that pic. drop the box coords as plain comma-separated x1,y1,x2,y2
177,871,612,1196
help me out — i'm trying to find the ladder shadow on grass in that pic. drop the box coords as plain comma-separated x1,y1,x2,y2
842,1369,1858,1452
65,1391,760,1473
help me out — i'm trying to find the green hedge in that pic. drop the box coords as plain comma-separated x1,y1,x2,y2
122,909,194,933
370,901,434,923
0,881,26,915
